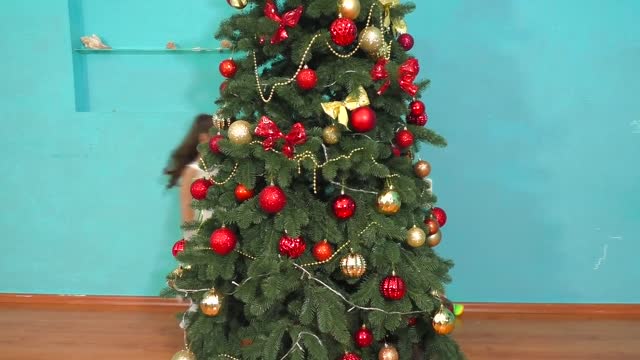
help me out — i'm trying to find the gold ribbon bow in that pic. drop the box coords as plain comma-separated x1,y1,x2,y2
378,0,407,35
321,86,370,127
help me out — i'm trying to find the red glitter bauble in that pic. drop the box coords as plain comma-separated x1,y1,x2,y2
279,235,306,259
354,325,374,348
172,239,186,257
395,129,415,148
190,178,213,200
407,113,428,126
409,100,426,116
209,134,224,154
432,207,447,227
219,59,238,78
210,227,237,255
234,184,255,202
340,353,361,360
312,240,334,262
330,18,358,47
349,106,377,133
380,274,407,300
398,33,415,51
296,68,318,90
407,317,418,327
259,185,287,214
332,194,356,220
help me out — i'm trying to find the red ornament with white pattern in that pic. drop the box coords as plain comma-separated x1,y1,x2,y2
330,17,358,47
354,325,374,348
279,234,306,259
190,178,213,200
259,185,287,214
296,67,318,90
172,239,186,257
395,129,415,148
210,226,237,256
380,272,406,300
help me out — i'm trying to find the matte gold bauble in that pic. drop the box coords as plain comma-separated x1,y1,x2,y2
322,125,342,145
227,0,248,9
340,252,367,278
338,0,361,20
359,26,384,55
414,160,432,178
432,307,456,335
378,344,399,360
406,226,427,248
171,349,196,360
199,289,223,316
376,185,401,215
228,120,253,144
426,230,442,248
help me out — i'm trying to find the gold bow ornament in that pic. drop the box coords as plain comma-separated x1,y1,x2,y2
378,0,408,35
321,86,370,127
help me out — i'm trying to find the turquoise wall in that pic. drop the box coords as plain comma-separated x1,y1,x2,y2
0,0,638,302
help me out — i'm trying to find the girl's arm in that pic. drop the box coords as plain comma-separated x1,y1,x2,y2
179,166,198,223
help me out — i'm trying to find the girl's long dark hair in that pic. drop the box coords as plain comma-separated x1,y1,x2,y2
164,114,212,188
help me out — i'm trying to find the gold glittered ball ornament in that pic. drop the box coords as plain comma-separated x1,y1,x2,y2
378,344,399,360
228,120,253,144
226,0,248,9
199,289,223,316
171,349,196,360
414,160,432,178
426,230,442,248
432,306,456,335
359,26,384,55
322,125,342,145
338,0,361,20
376,185,401,215
406,226,427,248
340,252,367,278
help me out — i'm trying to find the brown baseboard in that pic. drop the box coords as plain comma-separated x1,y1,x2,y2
1,293,639,317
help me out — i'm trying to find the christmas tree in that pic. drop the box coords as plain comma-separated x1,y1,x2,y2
166,0,464,359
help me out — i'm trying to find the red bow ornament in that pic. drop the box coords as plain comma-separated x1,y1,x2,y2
398,58,420,97
255,116,307,158
264,0,304,44
371,58,391,95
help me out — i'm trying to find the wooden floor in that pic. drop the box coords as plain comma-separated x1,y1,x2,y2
1,302,640,359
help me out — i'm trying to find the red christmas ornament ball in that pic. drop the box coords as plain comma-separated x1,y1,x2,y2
259,185,287,214
380,274,407,300
279,235,307,259
398,33,415,51
220,81,229,95
409,100,426,116
407,112,428,126
312,240,334,262
340,353,362,360
354,325,374,348
258,36,266,46
172,239,186,257
190,178,213,200
424,218,440,236
234,184,255,202
395,129,415,148
219,59,238,78
349,106,377,133
432,207,447,227
296,67,318,90
391,144,401,157
210,227,237,255
407,317,418,327
209,134,224,154
330,17,358,47
332,194,356,220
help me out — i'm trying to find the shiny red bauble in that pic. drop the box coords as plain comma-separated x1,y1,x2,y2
279,235,306,259
354,325,374,348
340,352,362,360
395,129,415,148
209,134,224,154
432,207,447,227
409,100,426,116
219,59,238,78
190,178,214,200
296,67,318,90
391,144,401,157
398,33,415,51
407,112,428,126
349,106,377,133
330,18,358,47
407,317,418,327
172,239,186,257
210,227,237,255
380,274,407,300
332,194,356,220
259,185,287,214
234,184,255,202
312,240,334,262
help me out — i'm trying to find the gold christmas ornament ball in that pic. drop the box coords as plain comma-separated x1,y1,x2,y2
322,125,342,145
338,0,361,20
376,185,401,215
359,26,384,55
414,160,432,178
378,344,399,360
171,349,196,360
199,289,223,316
432,307,456,335
340,252,367,278
406,226,427,248
426,230,442,248
227,0,248,9
228,120,253,144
